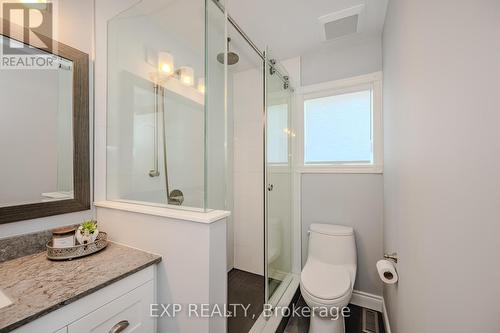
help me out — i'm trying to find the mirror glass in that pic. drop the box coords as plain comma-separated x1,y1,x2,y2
0,35,74,207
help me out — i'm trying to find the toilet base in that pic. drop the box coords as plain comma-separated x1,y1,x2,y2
309,314,345,333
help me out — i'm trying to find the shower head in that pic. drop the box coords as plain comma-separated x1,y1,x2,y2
217,52,240,65
217,37,239,65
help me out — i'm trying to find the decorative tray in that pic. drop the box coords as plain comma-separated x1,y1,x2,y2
47,232,108,260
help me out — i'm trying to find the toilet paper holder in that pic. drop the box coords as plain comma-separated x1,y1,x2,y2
384,252,398,263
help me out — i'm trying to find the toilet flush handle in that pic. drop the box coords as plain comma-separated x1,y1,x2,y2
384,252,398,263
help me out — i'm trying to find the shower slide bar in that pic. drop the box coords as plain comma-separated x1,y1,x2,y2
149,83,185,206
149,84,161,178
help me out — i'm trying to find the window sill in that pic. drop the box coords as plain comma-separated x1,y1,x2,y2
296,164,383,174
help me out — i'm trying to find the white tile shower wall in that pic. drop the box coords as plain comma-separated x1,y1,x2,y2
0,0,94,238
232,67,265,275
301,173,384,296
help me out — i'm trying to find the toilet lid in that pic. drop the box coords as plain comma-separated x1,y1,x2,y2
301,262,351,300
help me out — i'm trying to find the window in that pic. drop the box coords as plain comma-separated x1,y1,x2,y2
304,89,372,164
298,73,382,173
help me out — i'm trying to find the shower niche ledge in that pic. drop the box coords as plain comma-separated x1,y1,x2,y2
94,201,230,224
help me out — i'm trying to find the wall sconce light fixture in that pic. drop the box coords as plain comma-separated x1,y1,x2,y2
158,52,174,75
197,78,205,94
178,66,194,86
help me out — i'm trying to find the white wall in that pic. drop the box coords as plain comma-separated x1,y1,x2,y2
301,174,383,296
383,0,500,331
301,35,382,86
0,0,94,238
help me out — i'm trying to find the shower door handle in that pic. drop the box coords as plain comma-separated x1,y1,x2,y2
267,184,274,192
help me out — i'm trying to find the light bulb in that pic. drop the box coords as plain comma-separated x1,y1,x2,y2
158,52,174,75
161,63,171,73
197,78,205,94
179,66,194,87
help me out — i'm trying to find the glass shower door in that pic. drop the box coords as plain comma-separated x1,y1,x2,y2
265,51,293,306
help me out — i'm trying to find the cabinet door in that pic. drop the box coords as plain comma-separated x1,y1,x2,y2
68,280,155,333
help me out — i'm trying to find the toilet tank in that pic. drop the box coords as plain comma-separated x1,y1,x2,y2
307,224,356,267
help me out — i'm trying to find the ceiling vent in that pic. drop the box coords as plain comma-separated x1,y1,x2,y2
318,4,364,41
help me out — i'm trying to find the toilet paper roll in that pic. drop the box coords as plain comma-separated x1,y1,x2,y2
377,259,398,284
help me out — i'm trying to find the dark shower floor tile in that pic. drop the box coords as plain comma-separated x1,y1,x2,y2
228,269,265,333
283,296,386,333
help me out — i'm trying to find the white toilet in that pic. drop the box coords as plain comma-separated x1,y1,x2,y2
300,224,357,333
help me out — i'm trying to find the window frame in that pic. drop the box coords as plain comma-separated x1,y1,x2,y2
295,72,383,174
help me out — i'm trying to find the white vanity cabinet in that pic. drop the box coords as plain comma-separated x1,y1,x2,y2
67,279,154,333
12,266,157,333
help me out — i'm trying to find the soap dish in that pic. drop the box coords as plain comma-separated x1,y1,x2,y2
47,232,108,260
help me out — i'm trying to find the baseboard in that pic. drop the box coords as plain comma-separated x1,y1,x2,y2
382,299,392,333
350,290,383,312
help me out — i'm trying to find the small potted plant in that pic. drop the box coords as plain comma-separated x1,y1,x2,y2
76,220,99,245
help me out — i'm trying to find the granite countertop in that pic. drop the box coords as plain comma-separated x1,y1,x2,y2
0,242,161,332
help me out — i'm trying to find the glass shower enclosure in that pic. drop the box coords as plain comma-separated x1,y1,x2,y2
106,0,227,212
105,0,296,325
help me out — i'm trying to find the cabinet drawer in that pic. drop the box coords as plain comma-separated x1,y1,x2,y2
67,280,155,333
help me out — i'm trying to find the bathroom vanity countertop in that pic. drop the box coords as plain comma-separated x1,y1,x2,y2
0,242,161,332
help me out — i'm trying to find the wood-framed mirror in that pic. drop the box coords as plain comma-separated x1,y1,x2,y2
0,17,90,224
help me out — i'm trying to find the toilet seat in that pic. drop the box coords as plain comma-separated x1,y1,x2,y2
301,283,352,308
301,260,352,302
